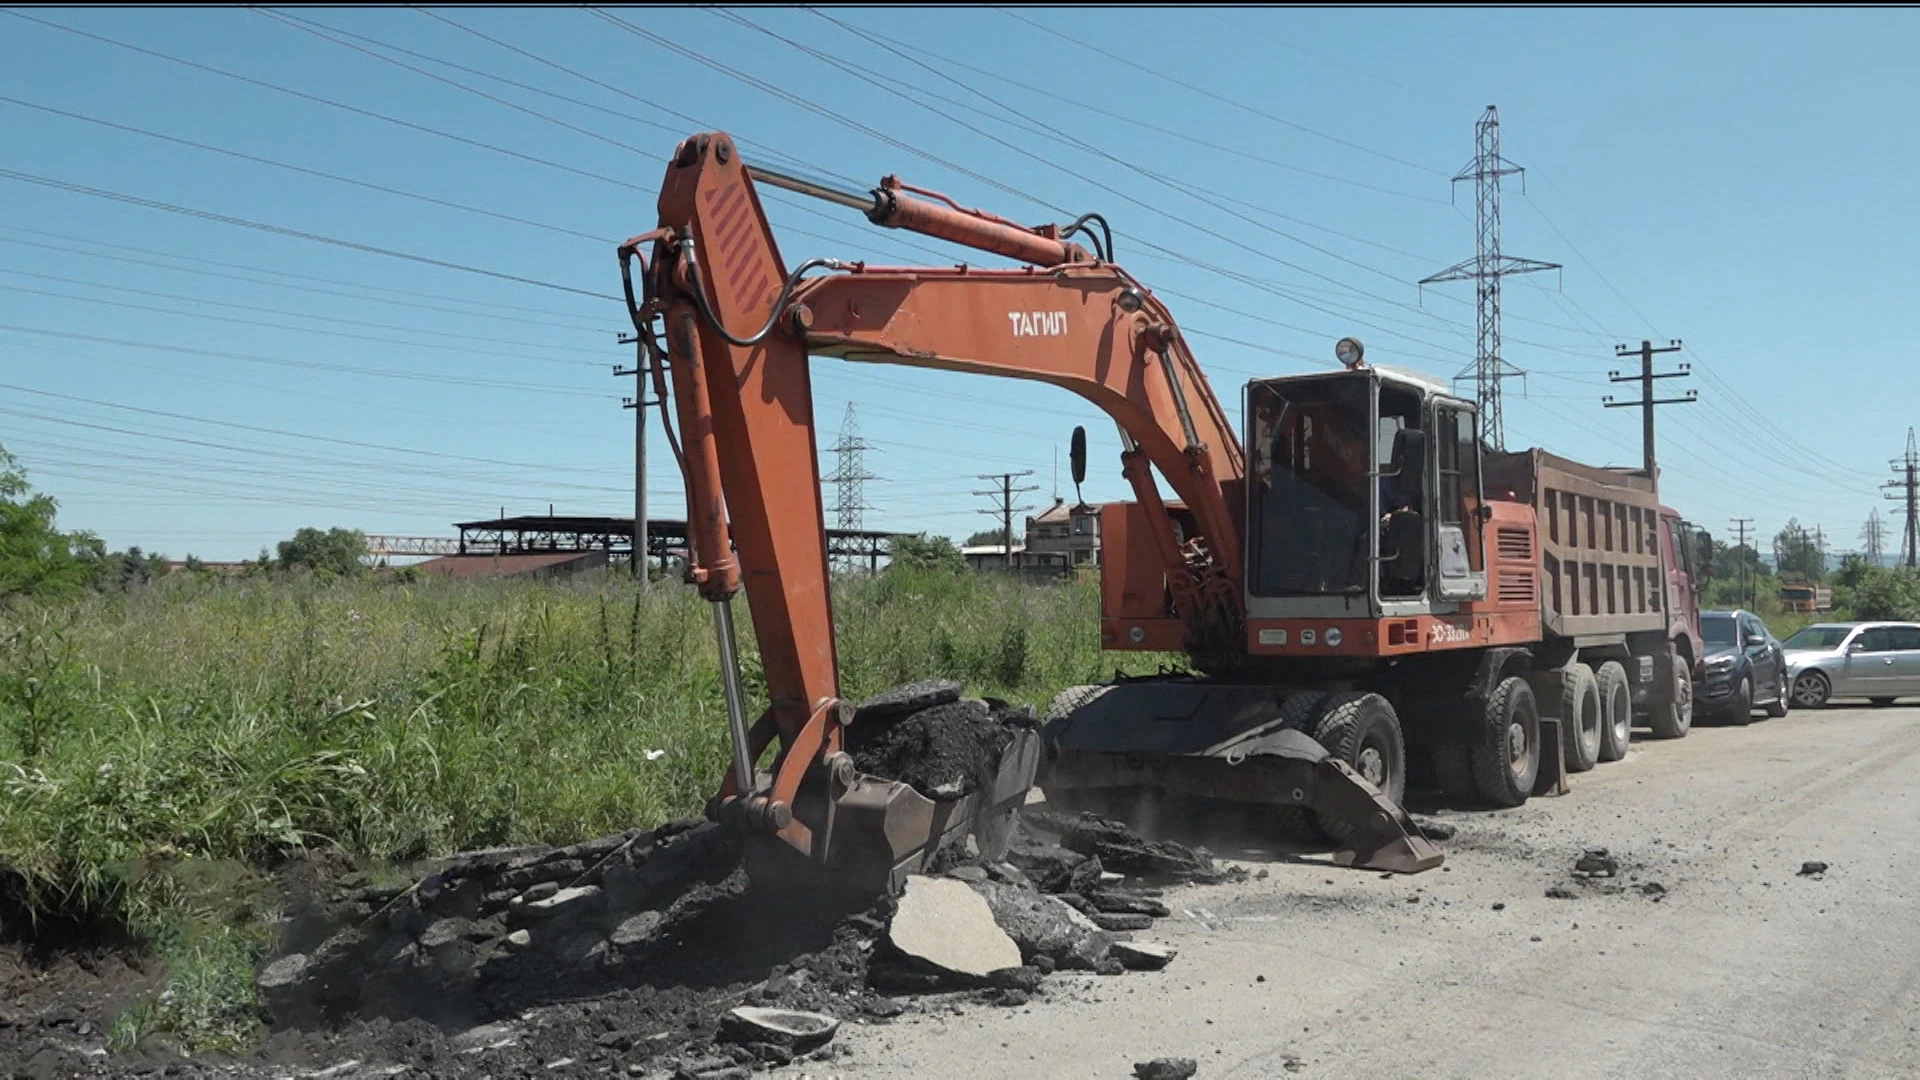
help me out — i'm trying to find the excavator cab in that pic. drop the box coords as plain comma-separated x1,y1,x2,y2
1245,357,1488,628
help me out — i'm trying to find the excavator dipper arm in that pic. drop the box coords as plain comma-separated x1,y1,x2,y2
630,132,1432,882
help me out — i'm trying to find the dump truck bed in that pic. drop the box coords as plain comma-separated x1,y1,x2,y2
1484,448,1669,640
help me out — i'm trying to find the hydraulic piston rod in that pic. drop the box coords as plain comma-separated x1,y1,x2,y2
745,162,1090,268
711,599,757,798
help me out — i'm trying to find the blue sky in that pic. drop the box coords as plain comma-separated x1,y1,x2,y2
2,6,1914,561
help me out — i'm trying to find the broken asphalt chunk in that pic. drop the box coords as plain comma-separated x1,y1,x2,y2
1134,1057,1200,1080
887,876,1022,980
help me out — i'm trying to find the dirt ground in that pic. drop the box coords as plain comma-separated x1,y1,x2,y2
9,703,1919,1079
822,704,1920,1080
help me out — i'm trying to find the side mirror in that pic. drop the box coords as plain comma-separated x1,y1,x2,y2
1745,634,1767,647
1069,426,1087,505
1847,640,1867,653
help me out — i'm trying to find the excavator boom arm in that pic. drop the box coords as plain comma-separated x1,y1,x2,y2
636,131,1250,864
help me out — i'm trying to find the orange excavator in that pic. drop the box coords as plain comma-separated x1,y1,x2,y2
623,132,1701,892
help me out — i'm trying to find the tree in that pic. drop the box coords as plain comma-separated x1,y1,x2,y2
1772,518,1824,583
0,444,102,599
276,527,369,577
1841,566,1920,621
886,533,965,574
965,527,1011,548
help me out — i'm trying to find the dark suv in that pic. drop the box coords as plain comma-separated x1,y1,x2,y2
1698,609,1790,723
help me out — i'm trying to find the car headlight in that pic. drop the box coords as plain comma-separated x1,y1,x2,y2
1705,655,1736,674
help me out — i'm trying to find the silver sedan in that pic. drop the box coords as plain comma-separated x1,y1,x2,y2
1783,621,1920,708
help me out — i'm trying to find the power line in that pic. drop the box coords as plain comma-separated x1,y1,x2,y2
1,10,657,197
0,322,609,398
993,7,1442,177
0,93,610,245
0,224,611,329
0,167,618,301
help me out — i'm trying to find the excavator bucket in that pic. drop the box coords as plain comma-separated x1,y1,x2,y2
744,725,1043,896
1037,681,1443,874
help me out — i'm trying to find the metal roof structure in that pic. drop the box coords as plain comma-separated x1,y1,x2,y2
448,515,905,571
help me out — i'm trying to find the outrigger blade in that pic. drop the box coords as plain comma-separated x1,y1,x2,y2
1036,680,1443,874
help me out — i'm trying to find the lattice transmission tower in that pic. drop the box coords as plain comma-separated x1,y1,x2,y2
1421,106,1562,450
825,403,878,571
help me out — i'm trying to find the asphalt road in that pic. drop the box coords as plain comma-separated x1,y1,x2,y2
824,703,1920,1080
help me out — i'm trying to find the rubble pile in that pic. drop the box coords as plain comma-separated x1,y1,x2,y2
249,680,1233,1077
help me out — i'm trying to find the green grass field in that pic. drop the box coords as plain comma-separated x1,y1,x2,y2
0,565,1170,1045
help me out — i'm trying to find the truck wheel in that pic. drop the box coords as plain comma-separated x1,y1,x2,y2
1310,692,1407,807
1647,648,1694,739
1470,677,1540,808
1595,660,1632,763
1559,664,1602,773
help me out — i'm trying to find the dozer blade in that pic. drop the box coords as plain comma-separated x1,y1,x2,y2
1038,679,1442,874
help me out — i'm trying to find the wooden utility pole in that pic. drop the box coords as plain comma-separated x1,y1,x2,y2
1604,340,1694,489
975,471,1037,568
615,334,652,586
1730,517,1754,610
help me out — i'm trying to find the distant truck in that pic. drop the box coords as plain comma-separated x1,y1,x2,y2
1779,583,1834,614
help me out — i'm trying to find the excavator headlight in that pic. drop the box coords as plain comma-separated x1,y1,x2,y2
1325,627,1343,647
1335,336,1365,368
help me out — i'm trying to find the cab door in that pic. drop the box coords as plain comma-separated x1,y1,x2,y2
1431,403,1486,602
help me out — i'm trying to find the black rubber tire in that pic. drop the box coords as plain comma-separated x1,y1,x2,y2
1045,684,1112,722
1470,677,1540,808
1309,691,1407,808
1764,681,1791,718
1871,697,1899,708
1559,664,1602,773
1279,690,1332,733
1647,647,1694,740
1792,670,1832,709
1269,690,1333,835
1596,660,1632,763
1724,676,1754,726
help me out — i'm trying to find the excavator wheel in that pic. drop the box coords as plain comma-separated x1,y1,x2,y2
1470,677,1540,808
1309,692,1407,808
1267,690,1334,837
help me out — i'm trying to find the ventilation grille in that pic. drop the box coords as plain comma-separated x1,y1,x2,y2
1498,571,1537,604
1496,526,1533,561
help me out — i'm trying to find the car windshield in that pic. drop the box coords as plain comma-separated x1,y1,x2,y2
1783,626,1852,651
1701,615,1738,647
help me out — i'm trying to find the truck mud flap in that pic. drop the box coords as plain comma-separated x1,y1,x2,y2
1039,681,1442,874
